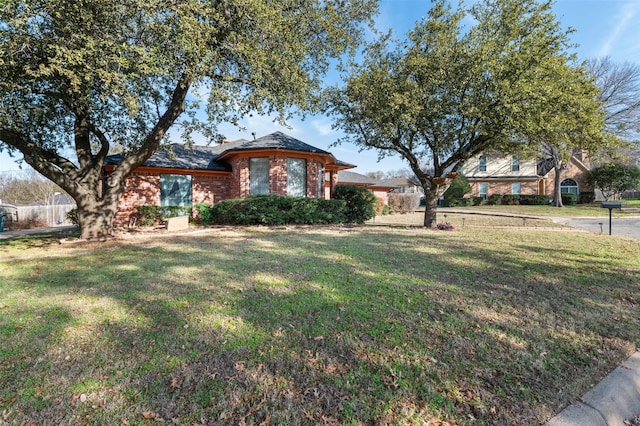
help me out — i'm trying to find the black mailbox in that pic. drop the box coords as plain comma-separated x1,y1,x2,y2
601,202,622,235
601,202,622,209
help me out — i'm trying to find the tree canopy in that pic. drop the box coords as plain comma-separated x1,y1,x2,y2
588,163,640,201
329,0,608,225
0,0,377,239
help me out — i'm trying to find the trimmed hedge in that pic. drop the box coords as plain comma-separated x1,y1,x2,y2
332,185,377,223
195,196,348,226
441,197,472,207
136,205,192,226
518,194,552,205
561,193,578,206
579,192,595,204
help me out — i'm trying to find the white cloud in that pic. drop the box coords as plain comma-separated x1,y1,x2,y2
598,2,639,57
310,119,335,136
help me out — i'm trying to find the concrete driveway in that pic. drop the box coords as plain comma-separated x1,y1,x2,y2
554,217,640,239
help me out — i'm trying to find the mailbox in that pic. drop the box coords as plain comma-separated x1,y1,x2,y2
601,202,622,209
601,202,622,235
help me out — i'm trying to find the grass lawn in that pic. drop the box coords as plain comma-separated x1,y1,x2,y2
1,225,639,425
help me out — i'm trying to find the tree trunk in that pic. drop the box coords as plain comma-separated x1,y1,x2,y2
75,197,117,240
552,165,564,207
423,187,439,227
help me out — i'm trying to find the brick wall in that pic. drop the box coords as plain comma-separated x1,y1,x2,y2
114,173,160,226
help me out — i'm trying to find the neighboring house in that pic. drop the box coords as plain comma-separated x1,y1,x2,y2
336,170,397,204
381,176,423,194
464,152,592,200
104,132,357,226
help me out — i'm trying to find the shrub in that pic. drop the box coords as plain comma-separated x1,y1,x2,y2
387,193,421,214
578,192,595,204
442,197,472,207
501,194,520,205
199,196,348,226
442,176,471,199
519,194,552,205
66,208,78,226
472,196,484,206
487,194,502,205
332,185,377,223
435,222,455,231
136,205,192,226
561,193,577,206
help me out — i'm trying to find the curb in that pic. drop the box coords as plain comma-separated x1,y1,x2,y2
547,351,640,426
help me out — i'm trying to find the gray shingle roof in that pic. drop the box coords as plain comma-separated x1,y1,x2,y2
105,132,347,171
338,171,397,188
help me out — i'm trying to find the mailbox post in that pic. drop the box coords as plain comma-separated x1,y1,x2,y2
601,202,622,235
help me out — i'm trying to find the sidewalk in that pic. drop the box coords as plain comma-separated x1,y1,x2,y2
0,225,77,239
546,351,640,426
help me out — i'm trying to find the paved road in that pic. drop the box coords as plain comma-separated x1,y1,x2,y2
555,217,640,239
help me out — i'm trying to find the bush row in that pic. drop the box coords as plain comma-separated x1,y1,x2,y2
135,205,192,226
195,186,377,226
443,192,595,207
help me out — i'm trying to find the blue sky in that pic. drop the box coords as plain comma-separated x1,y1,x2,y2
2,0,639,176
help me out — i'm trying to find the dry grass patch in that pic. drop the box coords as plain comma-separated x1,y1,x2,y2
1,226,639,425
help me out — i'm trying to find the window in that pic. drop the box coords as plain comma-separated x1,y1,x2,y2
287,158,307,197
560,178,579,195
160,174,192,206
479,183,488,200
478,155,487,172
511,156,520,172
250,157,270,195
512,183,521,195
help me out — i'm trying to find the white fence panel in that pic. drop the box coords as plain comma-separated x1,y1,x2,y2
15,204,76,227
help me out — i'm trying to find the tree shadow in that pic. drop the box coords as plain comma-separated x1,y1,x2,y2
1,227,638,424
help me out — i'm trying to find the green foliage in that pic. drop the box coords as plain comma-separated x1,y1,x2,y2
198,196,347,226
487,194,502,205
443,176,471,199
66,209,78,226
136,205,191,227
501,194,520,205
561,193,578,206
332,185,377,223
442,197,472,207
472,196,485,206
0,0,377,239
387,193,421,214
329,0,608,227
578,192,596,204
519,195,552,205
588,163,640,200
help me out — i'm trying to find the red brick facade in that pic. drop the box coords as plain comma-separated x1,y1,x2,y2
112,154,331,226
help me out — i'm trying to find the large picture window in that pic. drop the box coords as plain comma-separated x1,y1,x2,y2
250,157,270,195
287,158,307,197
160,174,192,206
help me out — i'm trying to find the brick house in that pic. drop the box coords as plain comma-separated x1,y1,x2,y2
104,132,358,226
336,170,397,204
463,152,592,200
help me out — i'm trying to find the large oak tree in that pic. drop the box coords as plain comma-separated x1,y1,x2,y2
0,0,377,239
329,0,608,225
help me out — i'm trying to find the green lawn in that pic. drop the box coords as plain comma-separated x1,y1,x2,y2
1,226,639,425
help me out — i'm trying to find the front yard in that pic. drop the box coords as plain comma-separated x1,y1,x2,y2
1,225,639,425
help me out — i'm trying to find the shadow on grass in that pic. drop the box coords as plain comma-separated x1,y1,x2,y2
1,227,638,424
